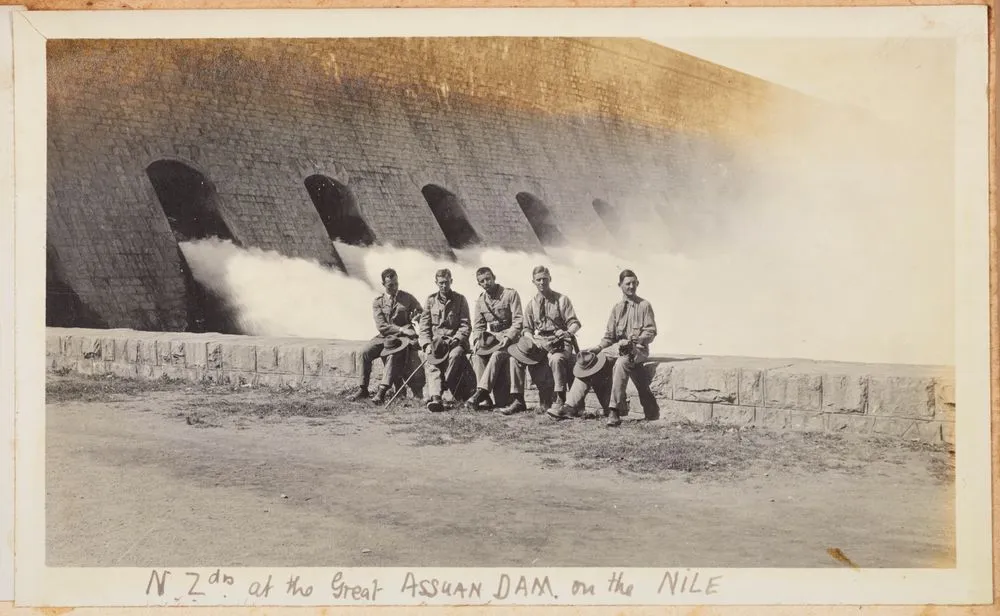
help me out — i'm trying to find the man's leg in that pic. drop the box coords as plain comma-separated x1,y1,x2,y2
401,347,425,399
444,346,475,402
562,376,591,417
467,352,499,409
630,362,660,420
526,362,553,411
374,350,406,403
348,337,384,400
607,356,634,426
424,357,444,411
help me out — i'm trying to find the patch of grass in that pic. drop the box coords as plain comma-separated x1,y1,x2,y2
46,374,187,403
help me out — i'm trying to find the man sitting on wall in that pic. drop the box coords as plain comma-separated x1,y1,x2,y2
418,268,474,413
506,265,582,417
347,268,424,404
465,267,524,411
564,269,658,426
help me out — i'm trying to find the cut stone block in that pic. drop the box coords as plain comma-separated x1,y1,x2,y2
303,346,323,376
868,375,935,419
756,407,791,430
822,374,867,414
904,421,943,443
206,342,224,370
670,364,738,403
647,363,673,398
764,369,822,411
873,416,917,438
827,413,875,434
277,346,305,375
221,344,257,372
185,341,208,369
321,345,357,377
711,404,755,426
934,377,955,421
80,336,101,360
739,368,764,406
789,410,826,432
137,339,159,365
660,399,712,423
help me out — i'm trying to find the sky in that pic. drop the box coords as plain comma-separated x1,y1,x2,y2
652,37,955,152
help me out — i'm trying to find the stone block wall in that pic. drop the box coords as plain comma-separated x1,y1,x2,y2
44,327,956,444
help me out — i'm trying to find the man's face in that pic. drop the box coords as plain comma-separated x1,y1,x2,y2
477,271,496,292
383,274,399,295
436,275,452,295
533,271,551,294
620,276,639,298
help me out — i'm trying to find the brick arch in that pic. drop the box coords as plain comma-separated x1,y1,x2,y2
515,191,566,247
592,198,625,238
304,174,377,247
421,184,481,250
144,158,242,334
145,158,236,244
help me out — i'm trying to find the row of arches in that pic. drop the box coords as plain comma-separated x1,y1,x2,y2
145,159,621,252
142,158,628,333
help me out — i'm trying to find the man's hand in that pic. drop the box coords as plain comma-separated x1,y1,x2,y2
554,329,570,341
448,337,462,348
423,343,432,354
587,345,604,354
400,326,416,338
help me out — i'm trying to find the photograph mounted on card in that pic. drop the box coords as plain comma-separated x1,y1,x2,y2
11,5,993,608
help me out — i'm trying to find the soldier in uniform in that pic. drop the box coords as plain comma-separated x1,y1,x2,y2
465,267,523,411
418,268,474,413
347,268,424,403
565,269,657,426
506,265,582,417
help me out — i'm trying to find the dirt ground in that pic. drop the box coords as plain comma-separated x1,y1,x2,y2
44,374,955,568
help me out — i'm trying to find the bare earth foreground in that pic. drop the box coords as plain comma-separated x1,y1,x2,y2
45,374,955,568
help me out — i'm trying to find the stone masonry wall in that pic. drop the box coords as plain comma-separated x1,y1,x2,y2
45,327,956,445
45,38,880,332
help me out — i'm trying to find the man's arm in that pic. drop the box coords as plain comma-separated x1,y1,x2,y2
373,297,399,337
470,294,486,348
560,295,582,336
636,300,657,345
417,297,433,348
455,295,472,344
502,290,524,342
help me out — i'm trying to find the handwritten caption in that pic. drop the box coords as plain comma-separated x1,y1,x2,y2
144,568,722,603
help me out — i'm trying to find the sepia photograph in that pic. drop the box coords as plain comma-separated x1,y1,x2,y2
11,5,992,607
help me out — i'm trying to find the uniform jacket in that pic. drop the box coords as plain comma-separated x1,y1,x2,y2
372,290,423,338
418,291,472,349
472,284,523,348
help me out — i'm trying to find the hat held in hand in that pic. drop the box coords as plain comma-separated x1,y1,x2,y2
380,336,412,358
507,336,547,366
425,337,452,365
475,331,506,356
573,350,608,378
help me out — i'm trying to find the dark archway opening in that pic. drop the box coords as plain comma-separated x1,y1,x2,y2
592,198,625,238
516,192,566,246
421,184,481,250
146,159,240,334
147,160,236,244
305,175,376,247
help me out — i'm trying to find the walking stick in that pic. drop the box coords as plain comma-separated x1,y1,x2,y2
384,355,429,410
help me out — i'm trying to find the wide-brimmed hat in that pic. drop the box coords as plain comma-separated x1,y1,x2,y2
573,350,609,379
424,338,452,365
380,336,413,358
475,331,506,356
507,336,547,366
